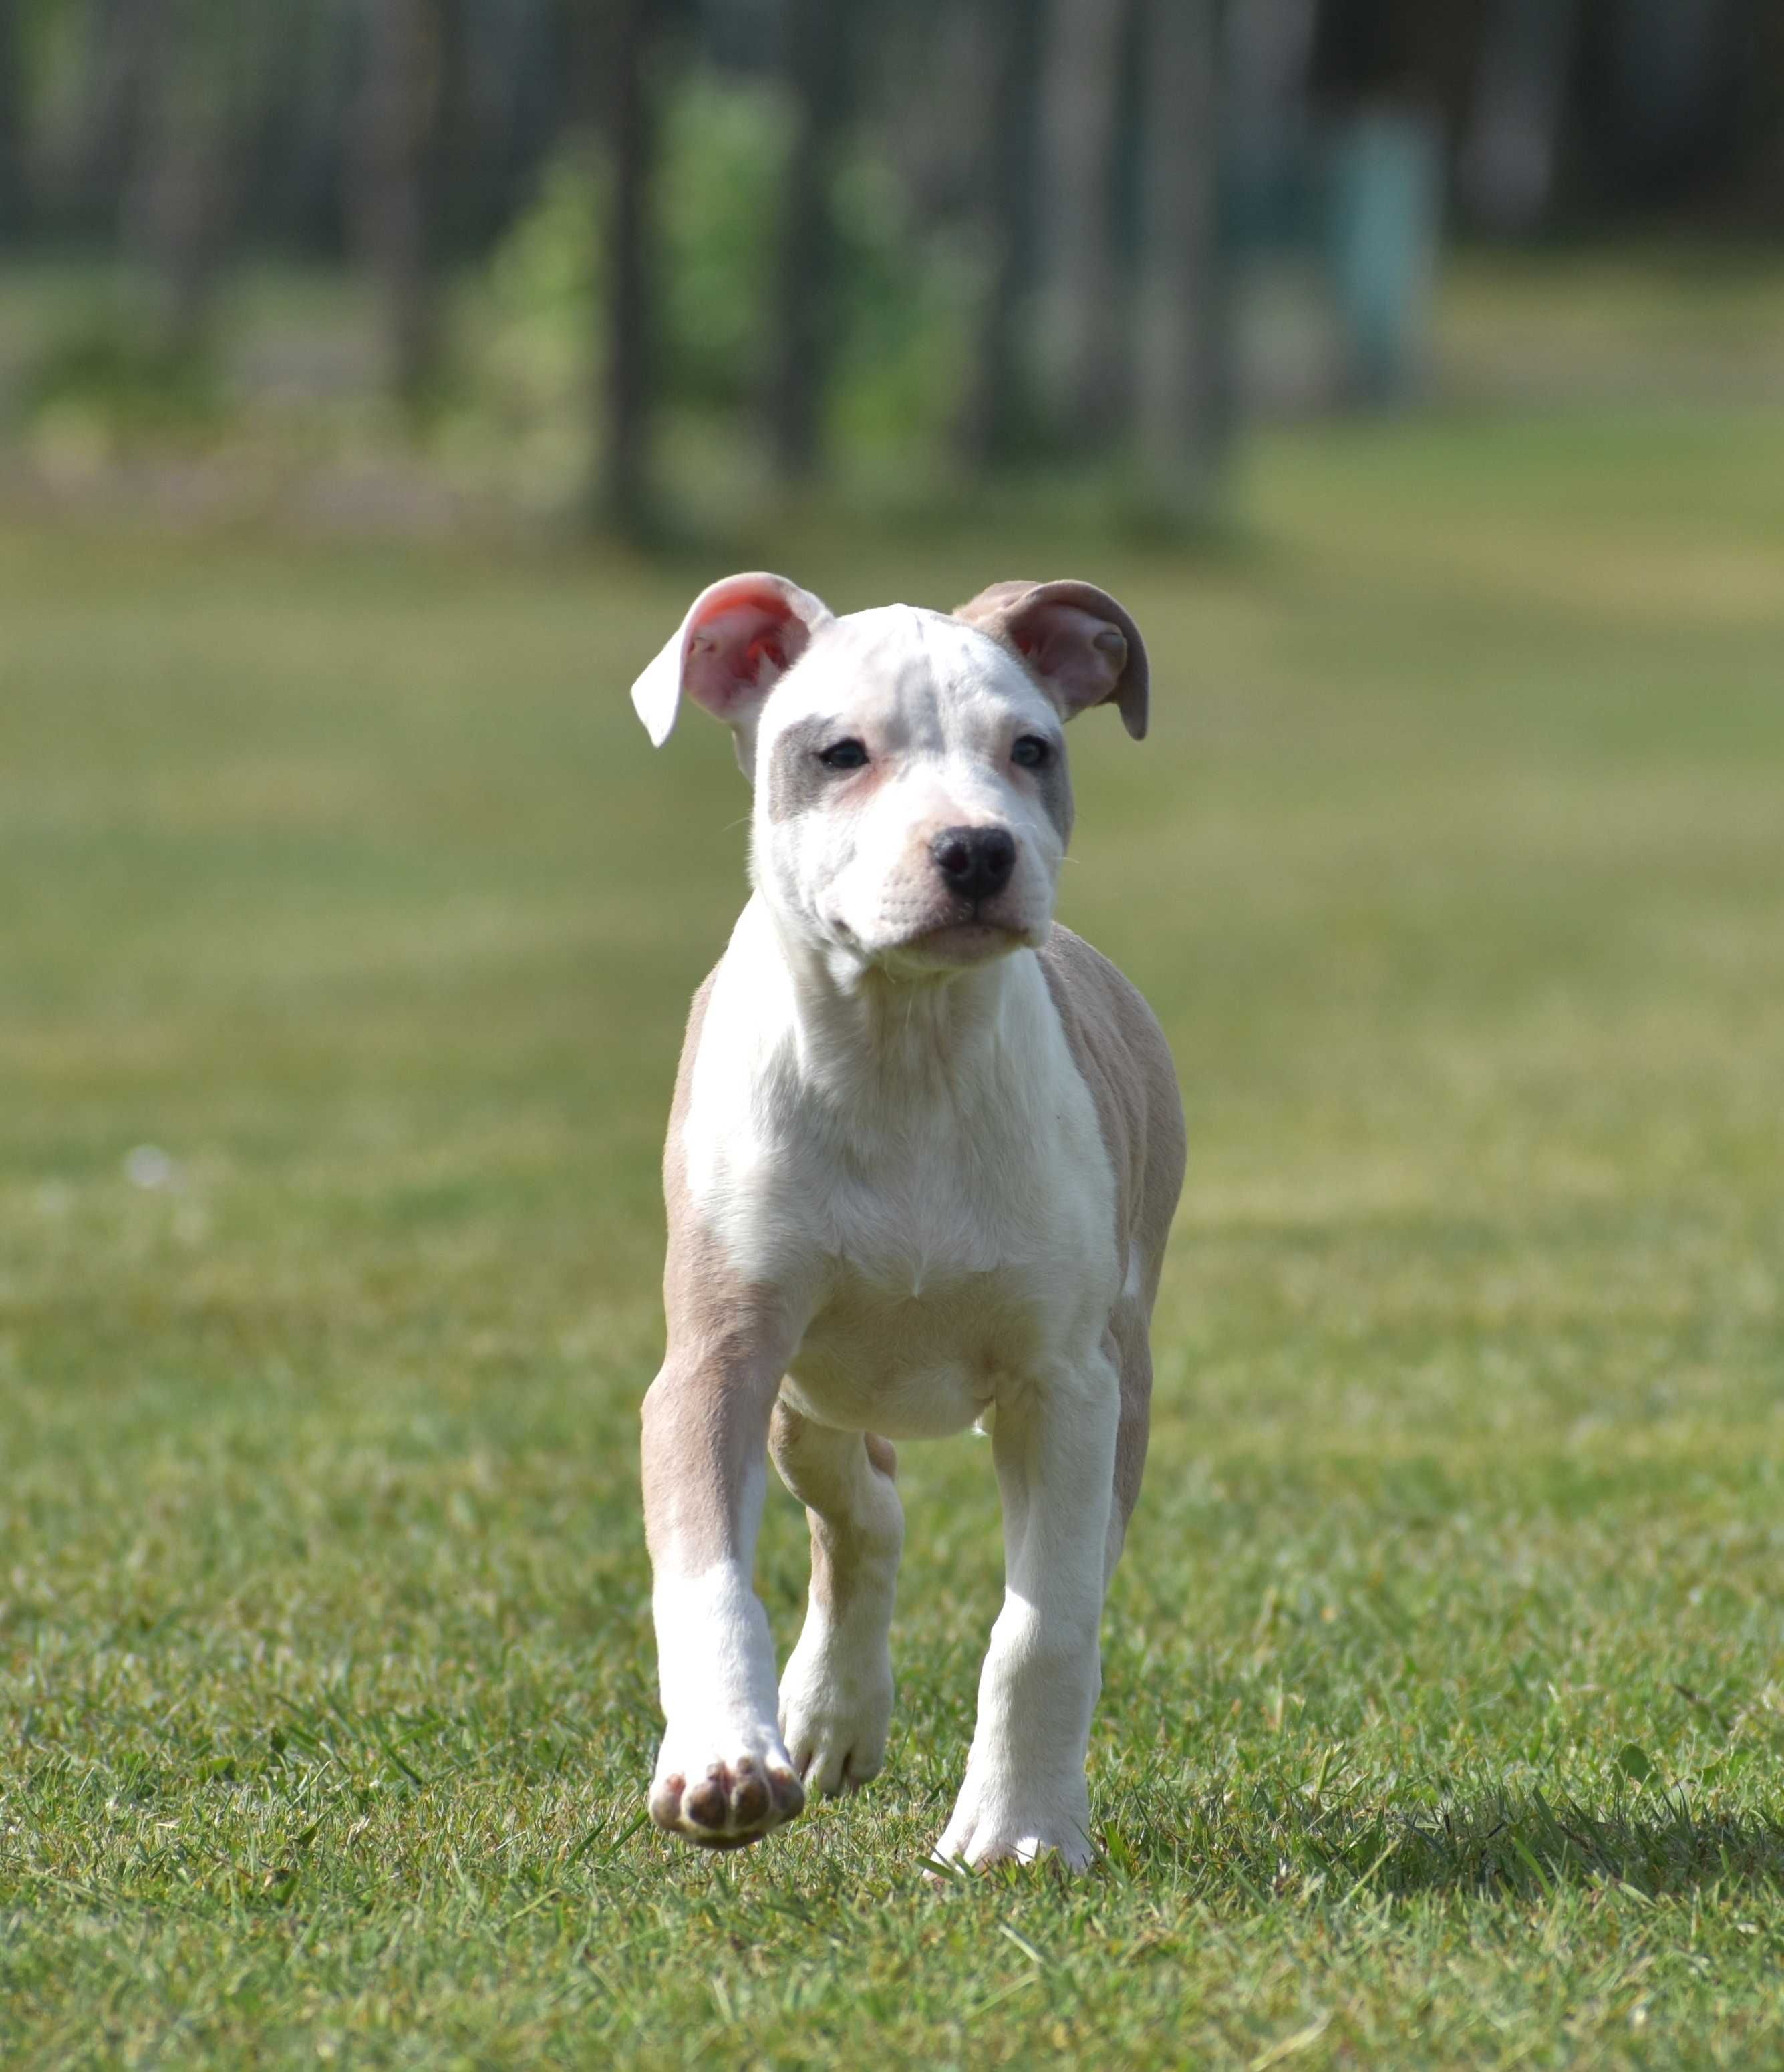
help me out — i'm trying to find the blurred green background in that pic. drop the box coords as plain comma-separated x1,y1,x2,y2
4,3,1784,2068
0,0,1781,527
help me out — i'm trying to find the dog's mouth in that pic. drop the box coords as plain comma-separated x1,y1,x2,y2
880,915,1034,972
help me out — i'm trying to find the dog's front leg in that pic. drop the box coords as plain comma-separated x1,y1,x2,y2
641,1306,809,1849
933,1353,1119,1870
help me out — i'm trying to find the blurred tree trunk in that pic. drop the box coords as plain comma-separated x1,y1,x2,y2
1602,0,1733,204
0,0,27,243
1225,0,1318,234
960,0,1045,471
597,0,659,537
768,0,851,486
1753,0,1784,226
69,0,152,226
1038,0,1133,445
124,0,235,359
1133,0,1230,518
355,0,446,408
1458,0,1582,233
287,5,363,255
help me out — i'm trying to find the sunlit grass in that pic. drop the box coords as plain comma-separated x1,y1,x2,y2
3,401,1784,2066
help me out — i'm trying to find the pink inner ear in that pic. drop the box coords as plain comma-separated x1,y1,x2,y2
1011,602,1127,712
684,583,809,720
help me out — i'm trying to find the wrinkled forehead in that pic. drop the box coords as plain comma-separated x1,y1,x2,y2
762,604,1058,746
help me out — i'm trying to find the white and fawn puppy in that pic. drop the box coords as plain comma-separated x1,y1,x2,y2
629,573,1185,1869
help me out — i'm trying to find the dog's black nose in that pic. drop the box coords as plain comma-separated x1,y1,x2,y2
931,825,1016,902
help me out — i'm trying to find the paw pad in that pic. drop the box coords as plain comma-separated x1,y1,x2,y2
651,1751,805,1850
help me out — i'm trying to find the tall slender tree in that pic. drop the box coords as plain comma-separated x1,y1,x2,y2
124,0,235,359
0,0,27,243
66,0,147,227
355,0,447,408
768,0,851,486
598,0,660,537
960,0,1046,471
1459,0,1582,233
1038,0,1133,446
1133,0,1230,518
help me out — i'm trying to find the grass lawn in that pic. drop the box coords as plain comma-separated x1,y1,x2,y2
3,403,1784,2067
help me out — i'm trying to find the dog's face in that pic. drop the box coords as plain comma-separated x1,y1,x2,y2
631,576,1149,976
752,607,1070,971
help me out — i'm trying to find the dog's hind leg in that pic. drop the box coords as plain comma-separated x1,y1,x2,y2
771,1404,904,1796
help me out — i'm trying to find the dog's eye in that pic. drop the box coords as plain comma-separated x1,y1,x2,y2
1011,735,1054,770
816,738,869,770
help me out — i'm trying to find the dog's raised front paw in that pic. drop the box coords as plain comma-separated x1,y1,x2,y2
930,1767,1096,1872
650,1733,805,1851
778,1633,893,1796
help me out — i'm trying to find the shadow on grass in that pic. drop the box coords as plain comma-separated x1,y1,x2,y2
1135,1781,1784,1904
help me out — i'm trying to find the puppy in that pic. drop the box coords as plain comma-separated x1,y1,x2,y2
630,574,1183,1868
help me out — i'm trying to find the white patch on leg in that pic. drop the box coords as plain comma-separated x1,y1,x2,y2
933,1758,1096,1870
929,1360,1116,1873
651,1563,804,1848
929,1596,1100,1869
778,1610,895,1796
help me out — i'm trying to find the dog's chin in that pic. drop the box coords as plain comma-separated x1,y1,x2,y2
875,917,1036,975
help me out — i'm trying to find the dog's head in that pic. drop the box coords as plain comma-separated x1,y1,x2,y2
631,575,1148,976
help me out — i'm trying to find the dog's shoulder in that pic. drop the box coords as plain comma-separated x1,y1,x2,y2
1036,925,1185,1263
669,901,793,1106
1035,925,1177,1105
665,963,721,1147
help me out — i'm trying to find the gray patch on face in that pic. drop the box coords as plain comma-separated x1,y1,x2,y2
766,716,855,822
1034,742,1074,848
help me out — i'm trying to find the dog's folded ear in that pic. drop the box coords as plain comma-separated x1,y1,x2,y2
953,579,1149,740
631,573,835,747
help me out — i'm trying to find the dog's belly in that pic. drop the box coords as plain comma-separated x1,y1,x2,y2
783,1270,1054,1440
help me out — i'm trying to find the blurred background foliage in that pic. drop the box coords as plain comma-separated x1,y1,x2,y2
0,0,1780,535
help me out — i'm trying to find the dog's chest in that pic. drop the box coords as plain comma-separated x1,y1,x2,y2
793,1097,1114,1434
685,958,1119,1436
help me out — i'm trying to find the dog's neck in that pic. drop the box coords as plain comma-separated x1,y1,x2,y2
748,894,1032,1106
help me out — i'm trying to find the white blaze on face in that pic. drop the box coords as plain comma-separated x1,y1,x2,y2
749,605,1070,966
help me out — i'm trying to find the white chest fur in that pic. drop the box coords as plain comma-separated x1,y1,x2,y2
681,902,1119,1438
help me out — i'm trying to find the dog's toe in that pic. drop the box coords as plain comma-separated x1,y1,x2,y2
931,1769,1096,1873
650,1742,804,1851
778,1644,893,1799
